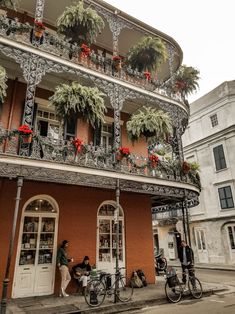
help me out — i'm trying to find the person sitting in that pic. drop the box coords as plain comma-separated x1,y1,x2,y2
72,256,91,294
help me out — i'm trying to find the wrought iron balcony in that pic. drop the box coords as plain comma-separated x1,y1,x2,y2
153,208,182,226
0,127,200,189
0,15,183,103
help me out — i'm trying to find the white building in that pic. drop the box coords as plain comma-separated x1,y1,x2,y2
182,80,235,265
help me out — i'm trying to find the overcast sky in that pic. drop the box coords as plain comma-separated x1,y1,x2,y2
104,0,235,102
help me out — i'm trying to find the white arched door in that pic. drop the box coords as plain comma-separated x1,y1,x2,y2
97,202,125,275
12,196,59,298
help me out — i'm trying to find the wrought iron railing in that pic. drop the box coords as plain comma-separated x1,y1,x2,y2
0,127,200,188
0,15,183,102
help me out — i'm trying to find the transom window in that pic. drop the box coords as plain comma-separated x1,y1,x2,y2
210,114,218,127
218,186,234,209
213,144,227,171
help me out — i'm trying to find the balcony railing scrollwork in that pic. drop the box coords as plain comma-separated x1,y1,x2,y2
0,127,200,189
0,15,184,103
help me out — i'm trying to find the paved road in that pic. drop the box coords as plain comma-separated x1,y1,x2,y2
194,268,235,286
126,268,235,314
131,292,235,314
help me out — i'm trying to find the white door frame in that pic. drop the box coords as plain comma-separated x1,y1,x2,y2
12,195,59,298
96,201,125,276
195,228,208,263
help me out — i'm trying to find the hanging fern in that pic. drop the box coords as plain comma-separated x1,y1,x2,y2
56,0,105,45
49,82,107,128
127,106,172,143
165,65,200,99
0,0,16,9
0,65,7,104
126,36,167,73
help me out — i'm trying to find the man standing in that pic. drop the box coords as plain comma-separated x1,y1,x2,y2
178,240,194,284
57,240,73,297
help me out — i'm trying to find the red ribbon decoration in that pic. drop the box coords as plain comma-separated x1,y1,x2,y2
72,138,83,156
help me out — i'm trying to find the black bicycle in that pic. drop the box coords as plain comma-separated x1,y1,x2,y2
165,267,202,303
84,267,133,307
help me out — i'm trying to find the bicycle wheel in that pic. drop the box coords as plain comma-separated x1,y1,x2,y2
116,276,133,302
84,279,106,307
188,276,203,299
165,280,182,303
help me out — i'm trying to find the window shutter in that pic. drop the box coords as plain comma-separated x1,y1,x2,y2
94,122,101,146
64,117,76,140
213,145,226,171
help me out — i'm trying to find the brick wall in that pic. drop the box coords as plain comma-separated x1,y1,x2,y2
0,179,155,297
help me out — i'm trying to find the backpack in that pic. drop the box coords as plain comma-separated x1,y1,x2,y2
130,271,143,288
137,269,147,287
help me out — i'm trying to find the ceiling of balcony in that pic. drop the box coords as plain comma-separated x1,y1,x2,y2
17,0,183,81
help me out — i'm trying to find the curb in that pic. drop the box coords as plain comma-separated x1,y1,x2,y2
169,264,235,272
69,287,228,314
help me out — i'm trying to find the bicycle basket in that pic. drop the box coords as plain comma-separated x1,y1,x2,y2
167,275,178,288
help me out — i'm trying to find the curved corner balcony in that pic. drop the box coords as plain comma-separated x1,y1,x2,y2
0,128,200,205
0,15,185,107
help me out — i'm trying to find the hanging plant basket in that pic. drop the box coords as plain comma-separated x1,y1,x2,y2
126,36,167,73
56,0,105,45
127,106,172,143
49,82,107,128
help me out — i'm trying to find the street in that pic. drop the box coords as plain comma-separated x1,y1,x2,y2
123,268,235,314
132,292,235,314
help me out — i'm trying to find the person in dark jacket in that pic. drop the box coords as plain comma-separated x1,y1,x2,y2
57,240,73,297
178,240,194,284
72,256,92,294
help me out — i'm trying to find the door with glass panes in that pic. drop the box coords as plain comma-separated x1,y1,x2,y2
12,198,58,298
195,228,208,263
97,203,125,275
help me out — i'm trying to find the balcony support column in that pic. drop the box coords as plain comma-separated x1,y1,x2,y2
167,44,175,80
35,0,45,22
106,85,129,150
22,0,46,129
171,128,184,163
0,177,24,314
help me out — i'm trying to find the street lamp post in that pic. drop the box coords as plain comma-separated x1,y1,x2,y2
0,177,24,314
114,178,120,303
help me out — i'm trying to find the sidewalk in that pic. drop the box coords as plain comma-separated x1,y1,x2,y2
6,276,228,314
168,260,235,271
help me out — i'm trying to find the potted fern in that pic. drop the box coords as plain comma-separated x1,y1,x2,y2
0,65,7,114
56,0,105,46
126,36,167,73
49,82,107,128
126,106,172,143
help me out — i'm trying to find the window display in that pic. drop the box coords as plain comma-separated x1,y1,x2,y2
19,216,55,266
98,217,123,262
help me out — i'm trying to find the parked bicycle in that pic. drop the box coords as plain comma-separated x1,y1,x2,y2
165,266,202,303
84,267,134,307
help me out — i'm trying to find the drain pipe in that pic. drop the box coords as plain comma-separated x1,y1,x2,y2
0,177,24,314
